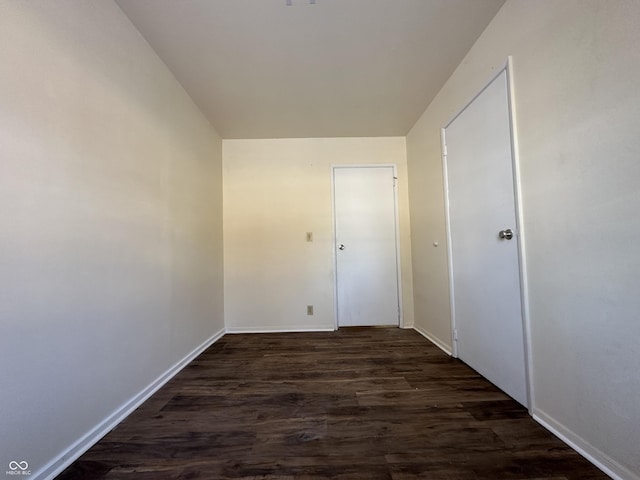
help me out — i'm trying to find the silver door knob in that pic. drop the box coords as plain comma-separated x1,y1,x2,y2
338,244,345,250
498,229,514,240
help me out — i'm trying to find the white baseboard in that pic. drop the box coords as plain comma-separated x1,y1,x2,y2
413,325,453,356
533,408,638,480
225,326,335,334
37,328,226,480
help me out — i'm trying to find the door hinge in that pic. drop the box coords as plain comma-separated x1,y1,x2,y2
453,328,458,342
443,143,448,156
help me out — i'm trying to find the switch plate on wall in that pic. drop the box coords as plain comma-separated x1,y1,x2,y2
306,232,313,242
307,305,314,315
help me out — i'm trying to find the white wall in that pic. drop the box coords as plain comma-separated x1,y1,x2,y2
407,1,640,478
0,1,224,477
223,137,414,332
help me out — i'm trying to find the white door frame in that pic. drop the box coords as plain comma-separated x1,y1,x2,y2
440,57,533,410
331,164,404,330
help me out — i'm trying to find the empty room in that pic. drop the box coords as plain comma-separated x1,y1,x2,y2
1,1,638,479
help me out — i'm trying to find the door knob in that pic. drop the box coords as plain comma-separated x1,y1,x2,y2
338,244,345,250
498,229,514,240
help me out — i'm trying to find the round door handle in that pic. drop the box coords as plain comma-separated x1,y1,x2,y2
338,244,345,250
498,229,514,240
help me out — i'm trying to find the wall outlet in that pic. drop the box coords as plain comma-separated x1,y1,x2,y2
307,305,314,315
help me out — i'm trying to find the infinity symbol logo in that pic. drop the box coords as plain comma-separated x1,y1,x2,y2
8,461,28,471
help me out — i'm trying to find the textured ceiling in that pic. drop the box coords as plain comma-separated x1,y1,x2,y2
116,0,505,139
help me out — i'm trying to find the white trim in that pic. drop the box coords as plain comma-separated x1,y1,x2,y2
225,327,335,334
37,328,226,480
413,326,453,356
441,60,532,409
331,164,403,328
391,164,405,328
330,166,339,331
440,127,458,357
533,409,639,480
505,56,534,411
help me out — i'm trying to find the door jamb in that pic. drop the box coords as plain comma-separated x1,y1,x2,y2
440,57,533,410
331,164,404,330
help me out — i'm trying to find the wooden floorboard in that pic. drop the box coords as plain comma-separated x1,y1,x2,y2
57,328,609,479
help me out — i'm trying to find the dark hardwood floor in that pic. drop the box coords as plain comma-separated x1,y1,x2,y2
57,328,609,479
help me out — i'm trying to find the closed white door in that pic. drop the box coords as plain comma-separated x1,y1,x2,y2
333,166,400,327
444,70,528,406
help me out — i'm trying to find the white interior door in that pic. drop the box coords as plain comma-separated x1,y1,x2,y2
444,70,528,406
333,166,400,327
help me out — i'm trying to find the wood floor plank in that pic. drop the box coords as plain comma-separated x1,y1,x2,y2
57,328,610,479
